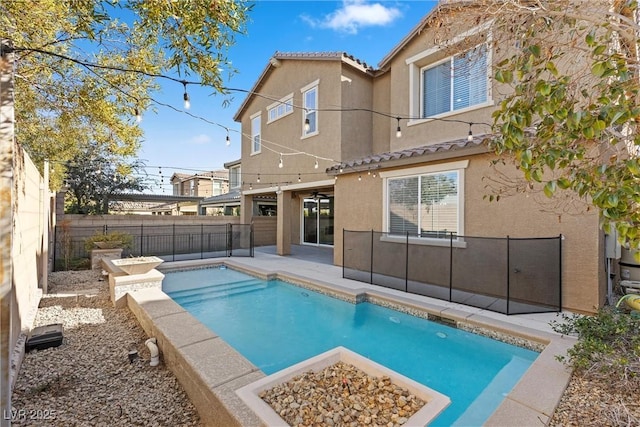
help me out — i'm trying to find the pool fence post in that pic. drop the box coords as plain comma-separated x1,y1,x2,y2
200,224,204,259
250,223,254,257
229,223,233,257
558,234,563,312
140,224,144,256
342,229,345,279
405,231,409,293
506,235,511,315
370,230,374,284
172,223,176,262
449,232,453,302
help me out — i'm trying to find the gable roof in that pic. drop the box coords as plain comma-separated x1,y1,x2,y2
170,170,229,183
378,0,477,70
233,51,376,122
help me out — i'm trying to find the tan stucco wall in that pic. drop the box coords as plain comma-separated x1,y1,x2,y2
10,143,49,385
334,153,604,314
238,59,343,190
372,72,391,155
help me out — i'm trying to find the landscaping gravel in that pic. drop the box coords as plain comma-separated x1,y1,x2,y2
260,362,425,426
10,270,201,426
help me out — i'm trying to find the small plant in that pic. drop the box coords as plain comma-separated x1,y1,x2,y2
550,307,640,389
84,230,133,252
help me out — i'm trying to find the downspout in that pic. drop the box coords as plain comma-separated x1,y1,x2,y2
145,338,159,367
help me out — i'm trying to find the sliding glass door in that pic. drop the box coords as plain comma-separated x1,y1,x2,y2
302,197,334,245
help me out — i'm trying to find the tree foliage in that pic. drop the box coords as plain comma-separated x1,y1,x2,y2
1,0,250,189
478,0,640,250
64,142,148,214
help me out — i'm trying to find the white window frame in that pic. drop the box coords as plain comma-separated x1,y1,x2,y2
381,160,468,247
301,79,319,139
229,165,241,189
250,112,261,155
266,93,294,124
405,21,493,127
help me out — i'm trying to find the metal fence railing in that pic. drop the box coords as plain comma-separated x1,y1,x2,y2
53,223,253,271
343,230,562,315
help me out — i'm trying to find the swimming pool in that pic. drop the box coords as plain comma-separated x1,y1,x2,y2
164,267,539,426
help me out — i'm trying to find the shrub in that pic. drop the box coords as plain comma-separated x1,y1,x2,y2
550,307,640,389
83,231,133,252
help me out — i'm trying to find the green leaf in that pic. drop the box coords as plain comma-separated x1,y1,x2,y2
593,45,607,56
586,31,595,46
545,61,558,76
544,181,557,197
591,62,606,77
529,45,541,57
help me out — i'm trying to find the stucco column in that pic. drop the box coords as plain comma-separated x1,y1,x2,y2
277,190,291,256
1,39,14,427
240,193,253,224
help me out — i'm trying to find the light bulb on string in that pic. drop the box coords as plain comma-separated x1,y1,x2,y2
134,107,142,123
226,134,231,146
304,115,311,132
396,117,402,138
182,82,191,109
278,154,283,169
314,158,319,169
358,175,362,181
298,174,301,183
467,123,473,142
257,174,261,183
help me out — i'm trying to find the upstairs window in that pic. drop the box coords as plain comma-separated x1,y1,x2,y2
251,114,261,154
301,80,319,137
267,94,293,123
421,44,488,117
229,165,241,189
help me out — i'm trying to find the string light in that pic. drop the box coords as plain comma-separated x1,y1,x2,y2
467,123,474,141
314,158,319,169
249,182,253,190
134,107,142,123
278,154,284,168
257,174,260,183
182,81,190,109
304,115,311,132
298,173,301,182
396,117,402,138
226,133,231,146
358,175,362,181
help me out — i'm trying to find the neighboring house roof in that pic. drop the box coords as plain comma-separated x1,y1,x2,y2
110,193,204,202
327,134,490,173
378,0,476,70
201,189,241,205
224,159,241,168
233,51,376,122
170,170,229,183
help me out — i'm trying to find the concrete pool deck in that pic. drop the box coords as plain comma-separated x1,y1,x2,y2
127,249,576,426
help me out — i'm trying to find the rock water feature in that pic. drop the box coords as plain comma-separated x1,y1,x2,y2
260,361,426,426
236,346,450,427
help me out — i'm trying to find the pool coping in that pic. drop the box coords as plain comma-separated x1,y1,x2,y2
127,258,576,426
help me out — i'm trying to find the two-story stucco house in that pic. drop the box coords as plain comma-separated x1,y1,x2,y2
234,4,605,314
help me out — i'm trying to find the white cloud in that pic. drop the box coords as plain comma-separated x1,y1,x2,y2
190,134,211,144
302,0,402,35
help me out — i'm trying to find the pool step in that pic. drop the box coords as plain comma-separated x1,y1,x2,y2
169,279,268,304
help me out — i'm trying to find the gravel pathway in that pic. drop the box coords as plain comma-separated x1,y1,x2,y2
10,270,201,426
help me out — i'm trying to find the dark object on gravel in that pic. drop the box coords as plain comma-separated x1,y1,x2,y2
25,323,64,352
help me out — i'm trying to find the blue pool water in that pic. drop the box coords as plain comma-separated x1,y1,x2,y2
164,267,538,426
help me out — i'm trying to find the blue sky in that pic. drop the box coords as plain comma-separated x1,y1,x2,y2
138,0,438,193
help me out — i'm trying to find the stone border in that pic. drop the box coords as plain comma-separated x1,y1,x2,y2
236,346,450,426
